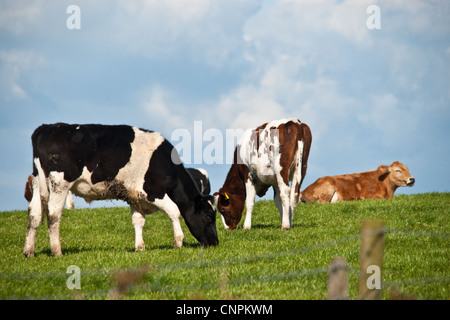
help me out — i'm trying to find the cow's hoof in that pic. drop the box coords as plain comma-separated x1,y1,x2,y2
135,244,145,252
23,251,34,258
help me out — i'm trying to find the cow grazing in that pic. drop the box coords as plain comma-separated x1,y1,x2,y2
214,118,312,230
300,161,415,203
25,174,75,210
24,123,218,258
187,168,211,195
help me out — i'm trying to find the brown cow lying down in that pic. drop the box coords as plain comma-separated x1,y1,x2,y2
300,161,415,203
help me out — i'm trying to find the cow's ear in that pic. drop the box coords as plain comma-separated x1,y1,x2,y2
213,192,222,206
378,165,390,181
195,194,215,212
214,192,229,206
377,165,389,174
195,194,210,211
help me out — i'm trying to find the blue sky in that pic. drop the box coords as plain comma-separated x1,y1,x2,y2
0,0,449,211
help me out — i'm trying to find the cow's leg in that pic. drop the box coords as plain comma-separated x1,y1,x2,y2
154,194,184,248
288,167,303,228
273,143,294,229
330,191,339,203
130,206,146,251
24,176,45,258
243,180,256,230
46,173,69,256
273,186,283,217
277,179,291,230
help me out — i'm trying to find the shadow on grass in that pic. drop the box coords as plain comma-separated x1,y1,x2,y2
249,222,318,230
35,245,125,257
34,241,205,257
124,241,203,252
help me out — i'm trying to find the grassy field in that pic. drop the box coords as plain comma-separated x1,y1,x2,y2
0,193,448,300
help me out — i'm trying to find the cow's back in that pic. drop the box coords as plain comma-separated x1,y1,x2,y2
32,123,135,183
300,176,337,203
301,170,389,203
32,123,170,204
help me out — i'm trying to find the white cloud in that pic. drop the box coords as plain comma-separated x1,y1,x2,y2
214,84,287,130
0,50,45,100
108,0,260,68
0,0,43,35
141,86,187,130
243,0,375,51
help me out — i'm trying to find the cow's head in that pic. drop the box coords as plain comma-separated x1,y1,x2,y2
184,195,219,247
213,191,245,230
378,161,415,188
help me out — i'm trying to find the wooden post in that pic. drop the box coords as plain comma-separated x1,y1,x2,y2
359,220,385,300
328,257,348,300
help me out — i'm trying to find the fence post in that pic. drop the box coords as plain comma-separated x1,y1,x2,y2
359,219,385,300
328,257,348,300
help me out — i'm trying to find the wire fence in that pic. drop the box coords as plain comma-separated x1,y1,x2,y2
1,227,449,300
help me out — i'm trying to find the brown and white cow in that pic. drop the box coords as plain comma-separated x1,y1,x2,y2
214,118,312,230
300,161,415,203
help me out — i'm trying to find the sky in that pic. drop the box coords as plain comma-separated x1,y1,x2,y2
0,0,449,211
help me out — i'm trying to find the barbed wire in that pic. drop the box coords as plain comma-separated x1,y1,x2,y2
1,228,448,299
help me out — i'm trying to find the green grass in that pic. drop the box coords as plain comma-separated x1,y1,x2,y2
0,193,448,300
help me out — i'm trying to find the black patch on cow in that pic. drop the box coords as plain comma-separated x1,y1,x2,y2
143,139,179,202
143,139,200,207
186,168,211,195
32,123,135,183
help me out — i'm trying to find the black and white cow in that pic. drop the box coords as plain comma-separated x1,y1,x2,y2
187,168,211,195
24,123,218,258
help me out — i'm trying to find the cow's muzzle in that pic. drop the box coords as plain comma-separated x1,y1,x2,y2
406,177,415,186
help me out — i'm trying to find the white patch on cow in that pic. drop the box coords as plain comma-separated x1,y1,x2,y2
131,206,146,251
243,178,257,230
115,128,165,200
33,157,49,200
288,140,304,214
265,118,300,129
71,166,107,201
239,128,276,185
207,199,215,211
153,194,184,248
221,214,230,231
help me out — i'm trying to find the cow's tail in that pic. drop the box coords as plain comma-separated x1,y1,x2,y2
24,175,33,202
29,157,49,212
